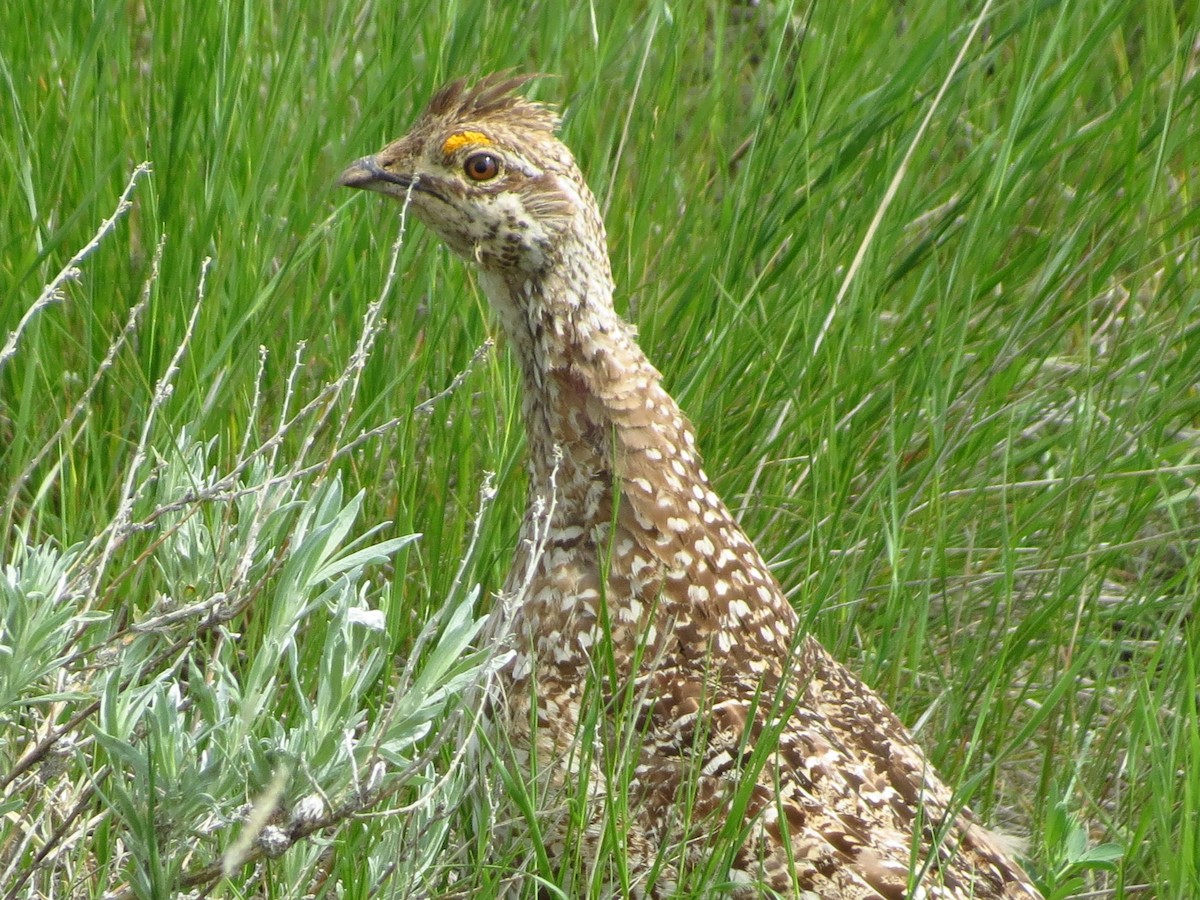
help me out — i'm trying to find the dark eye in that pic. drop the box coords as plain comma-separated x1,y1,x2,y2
464,152,500,181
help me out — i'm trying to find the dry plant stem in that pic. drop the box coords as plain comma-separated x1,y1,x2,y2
0,162,151,376
2,235,167,524
82,257,212,614
0,701,100,793
321,183,415,470
64,218,402,611
414,338,495,415
315,294,386,462
238,346,270,461
126,221,406,518
224,342,310,606
272,339,309,476
103,331,495,539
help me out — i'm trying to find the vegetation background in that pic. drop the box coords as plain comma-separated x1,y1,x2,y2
1,0,1197,897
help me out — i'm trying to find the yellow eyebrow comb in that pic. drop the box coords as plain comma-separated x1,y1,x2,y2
442,131,493,156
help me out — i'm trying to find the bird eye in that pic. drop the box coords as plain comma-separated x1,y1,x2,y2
464,152,500,181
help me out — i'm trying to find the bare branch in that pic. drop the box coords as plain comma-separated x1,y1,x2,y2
0,162,152,375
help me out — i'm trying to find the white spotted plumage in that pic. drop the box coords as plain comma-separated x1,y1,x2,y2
341,72,1043,899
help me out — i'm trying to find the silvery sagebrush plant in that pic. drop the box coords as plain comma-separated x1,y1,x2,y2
0,169,504,898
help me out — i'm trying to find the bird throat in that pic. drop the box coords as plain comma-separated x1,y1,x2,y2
477,255,672,548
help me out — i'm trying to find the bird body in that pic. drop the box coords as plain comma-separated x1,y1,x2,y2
341,73,1042,899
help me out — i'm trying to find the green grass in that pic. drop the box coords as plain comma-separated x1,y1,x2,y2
2,0,1197,896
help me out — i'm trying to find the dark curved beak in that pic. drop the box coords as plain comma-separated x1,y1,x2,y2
337,156,414,191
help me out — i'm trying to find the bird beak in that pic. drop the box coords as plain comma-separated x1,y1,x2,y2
337,156,414,193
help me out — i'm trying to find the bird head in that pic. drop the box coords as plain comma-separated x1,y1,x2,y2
339,73,599,276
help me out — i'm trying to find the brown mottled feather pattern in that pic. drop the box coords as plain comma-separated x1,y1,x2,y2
340,73,1042,899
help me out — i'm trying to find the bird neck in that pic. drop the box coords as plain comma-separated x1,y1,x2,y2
478,245,671,501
